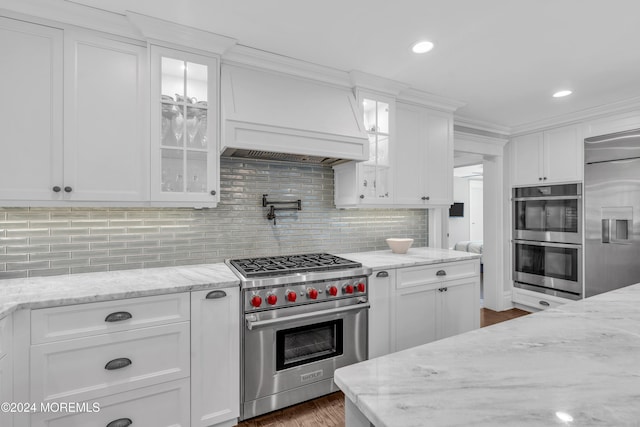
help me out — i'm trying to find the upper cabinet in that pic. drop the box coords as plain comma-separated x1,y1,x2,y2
334,91,396,207
0,17,63,203
0,18,147,205
150,46,220,207
395,102,453,207
511,124,583,186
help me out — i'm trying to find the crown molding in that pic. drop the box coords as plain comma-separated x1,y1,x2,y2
222,45,352,88
454,115,511,136
1,0,140,39
127,12,236,56
397,87,465,113
454,129,508,146
349,70,409,96
510,95,640,136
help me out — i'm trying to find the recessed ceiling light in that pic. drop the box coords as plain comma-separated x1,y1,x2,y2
411,40,434,54
553,90,573,98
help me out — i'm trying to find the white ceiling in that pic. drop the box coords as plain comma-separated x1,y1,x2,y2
67,0,640,129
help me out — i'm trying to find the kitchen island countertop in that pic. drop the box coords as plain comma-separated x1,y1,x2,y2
335,282,640,427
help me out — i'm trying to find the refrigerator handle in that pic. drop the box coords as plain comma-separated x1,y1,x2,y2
602,219,611,244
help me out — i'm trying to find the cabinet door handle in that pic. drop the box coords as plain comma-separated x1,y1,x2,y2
538,177,543,181
104,311,132,323
359,194,365,199
106,418,133,427
443,287,448,292
104,358,132,370
64,186,73,193
210,190,216,196
426,196,430,201
52,186,62,192
421,196,426,200
376,271,389,278
539,300,550,307
543,177,547,180
206,290,227,299
436,270,447,276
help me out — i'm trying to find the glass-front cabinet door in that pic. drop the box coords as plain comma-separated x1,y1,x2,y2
358,93,393,203
150,46,219,207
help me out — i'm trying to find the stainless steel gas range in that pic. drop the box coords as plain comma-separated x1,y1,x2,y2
226,253,372,420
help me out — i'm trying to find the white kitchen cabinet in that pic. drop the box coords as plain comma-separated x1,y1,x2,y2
334,91,395,207
394,102,454,207
0,315,13,427
150,45,220,207
0,19,147,205
394,260,480,352
511,124,582,186
0,17,63,203
63,31,148,202
368,269,394,359
190,288,240,427
512,287,569,312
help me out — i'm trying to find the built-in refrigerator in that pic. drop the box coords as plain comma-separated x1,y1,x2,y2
584,128,640,297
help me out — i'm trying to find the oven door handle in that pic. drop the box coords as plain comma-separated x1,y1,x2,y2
245,302,370,330
513,239,581,249
512,195,581,202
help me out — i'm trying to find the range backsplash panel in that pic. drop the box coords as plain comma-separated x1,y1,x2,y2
0,158,427,279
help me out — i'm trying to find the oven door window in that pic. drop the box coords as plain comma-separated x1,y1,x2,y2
515,243,578,282
276,319,343,371
515,199,578,233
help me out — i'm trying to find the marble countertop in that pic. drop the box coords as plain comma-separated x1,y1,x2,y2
339,247,481,270
0,246,478,321
0,263,240,320
335,283,640,427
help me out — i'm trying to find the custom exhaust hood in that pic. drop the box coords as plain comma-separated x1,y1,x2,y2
221,64,369,166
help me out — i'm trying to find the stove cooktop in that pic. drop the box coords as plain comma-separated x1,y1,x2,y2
229,253,362,278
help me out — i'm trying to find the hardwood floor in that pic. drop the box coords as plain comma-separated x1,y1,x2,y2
236,308,531,427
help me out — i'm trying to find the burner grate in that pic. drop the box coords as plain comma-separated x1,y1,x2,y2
230,253,362,278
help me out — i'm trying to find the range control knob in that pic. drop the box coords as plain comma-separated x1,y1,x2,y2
327,285,338,296
267,294,278,305
308,288,319,299
286,290,297,302
343,284,354,294
250,295,262,308
357,282,366,293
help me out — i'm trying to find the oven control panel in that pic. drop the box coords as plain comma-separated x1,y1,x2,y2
244,276,368,312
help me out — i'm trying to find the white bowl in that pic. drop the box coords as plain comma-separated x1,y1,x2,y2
386,238,414,254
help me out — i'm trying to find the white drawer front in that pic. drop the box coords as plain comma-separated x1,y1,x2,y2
31,293,190,344
31,322,190,403
512,288,567,311
32,378,190,427
397,260,478,289
0,315,11,358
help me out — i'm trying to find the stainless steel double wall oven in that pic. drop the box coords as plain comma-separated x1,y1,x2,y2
227,253,371,420
513,183,583,299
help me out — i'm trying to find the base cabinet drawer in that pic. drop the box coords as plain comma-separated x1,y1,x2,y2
31,378,190,427
31,293,190,344
513,288,568,311
397,260,479,289
31,322,190,403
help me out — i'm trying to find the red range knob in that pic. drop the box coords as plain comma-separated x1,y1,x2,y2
343,284,354,294
357,282,366,292
328,285,338,296
267,294,278,305
250,295,262,307
308,288,319,299
286,291,297,302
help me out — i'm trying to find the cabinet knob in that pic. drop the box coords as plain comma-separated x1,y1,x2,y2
106,418,133,427
205,290,227,299
538,177,543,181
104,358,132,370
359,194,365,199
426,196,430,200
52,186,61,193
210,190,216,196
64,186,73,193
543,177,547,181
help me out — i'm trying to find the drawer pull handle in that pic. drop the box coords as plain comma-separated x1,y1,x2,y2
436,270,447,276
206,290,227,299
376,271,389,278
105,358,132,371
104,311,133,322
539,300,550,307
107,418,132,427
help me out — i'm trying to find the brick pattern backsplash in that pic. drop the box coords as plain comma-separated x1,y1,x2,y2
0,158,428,279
